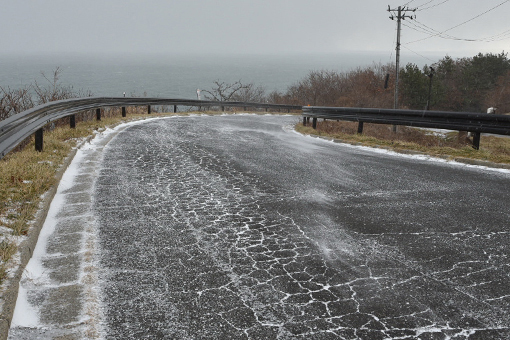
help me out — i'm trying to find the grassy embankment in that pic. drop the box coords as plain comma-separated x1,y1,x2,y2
295,120,510,165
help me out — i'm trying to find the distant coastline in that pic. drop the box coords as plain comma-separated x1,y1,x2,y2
0,52,444,99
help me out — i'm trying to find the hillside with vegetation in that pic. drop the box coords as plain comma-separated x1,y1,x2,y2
267,52,510,114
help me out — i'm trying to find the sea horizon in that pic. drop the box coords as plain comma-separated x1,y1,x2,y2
0,51,448,99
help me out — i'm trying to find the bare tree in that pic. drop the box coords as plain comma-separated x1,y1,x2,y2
33,67,91,104
0,67,93,124
230,83,266,103
0,85,34,120
284,65,394,108
202,80,252,102
286,70,345,106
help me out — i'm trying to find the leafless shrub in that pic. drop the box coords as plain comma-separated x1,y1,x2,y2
286,70,345,106
0,67,94,127
34,67,82,104
202,80,253,102
282,64,394,108
0,85,34,121
230,83,266,103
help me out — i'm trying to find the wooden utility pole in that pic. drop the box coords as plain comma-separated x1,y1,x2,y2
388,5,416,131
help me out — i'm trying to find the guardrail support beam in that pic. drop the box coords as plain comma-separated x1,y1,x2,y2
70,115,76,129
35,128,43,152
357,121,364,134
96,108,101,121
122,107,126,117
472,132,481,150
312,117,317,129
174,105,177,113
148,105,151,114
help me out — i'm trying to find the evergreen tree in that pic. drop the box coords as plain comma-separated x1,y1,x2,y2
399,63,429,110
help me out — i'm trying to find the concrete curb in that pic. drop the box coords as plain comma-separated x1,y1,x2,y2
0,136,93,340
310,134,510,170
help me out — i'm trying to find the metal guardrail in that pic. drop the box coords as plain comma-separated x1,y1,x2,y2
0,97,301,160
302,106,510,150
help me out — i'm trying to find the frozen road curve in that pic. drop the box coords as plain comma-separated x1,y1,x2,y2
10,114,510,339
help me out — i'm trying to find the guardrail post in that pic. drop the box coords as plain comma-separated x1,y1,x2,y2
122,107,126,117
70,115,76,129
472,132,481,150
303,117,307,126
174,105,177,113
148,105,151,114
96,108,101,121
312,117,317,129
357,121,364,134
35,128,43,152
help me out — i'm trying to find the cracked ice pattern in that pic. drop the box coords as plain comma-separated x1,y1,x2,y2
95,115,510,339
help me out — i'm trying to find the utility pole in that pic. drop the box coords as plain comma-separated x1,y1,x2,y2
388,5,416,116
426,67,435,111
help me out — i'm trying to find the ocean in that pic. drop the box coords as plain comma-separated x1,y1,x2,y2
0,52,435,99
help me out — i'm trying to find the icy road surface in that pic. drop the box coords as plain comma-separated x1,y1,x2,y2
10,114,510,339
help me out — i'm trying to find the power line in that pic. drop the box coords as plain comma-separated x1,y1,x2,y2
402,0,417,6
416,0,451,11
401,45,437,63
402,19,439,36
403,0,450,11
404,18,510,43
485,29,510,42
412,0,437,9
439,0,510,34
402,19,472,41
407,0,510,44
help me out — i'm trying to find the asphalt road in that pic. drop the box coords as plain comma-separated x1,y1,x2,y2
9,114,510,339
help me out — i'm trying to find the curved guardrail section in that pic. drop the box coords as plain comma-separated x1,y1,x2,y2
302,106,510,149
0,97,301,160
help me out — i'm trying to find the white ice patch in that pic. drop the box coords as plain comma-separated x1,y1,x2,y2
302,188,334,205
10,284,38,328
11,166,78,327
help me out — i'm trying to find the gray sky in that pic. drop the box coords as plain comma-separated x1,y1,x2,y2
2,0,509,60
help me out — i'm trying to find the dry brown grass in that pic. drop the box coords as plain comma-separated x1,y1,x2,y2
296,120,510,164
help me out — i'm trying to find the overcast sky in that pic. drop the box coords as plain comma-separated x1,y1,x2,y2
2,0,509,60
